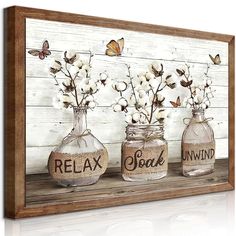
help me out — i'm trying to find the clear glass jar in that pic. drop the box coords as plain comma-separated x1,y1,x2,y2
48,107,108,187
121,124,168,181
182,109,215,177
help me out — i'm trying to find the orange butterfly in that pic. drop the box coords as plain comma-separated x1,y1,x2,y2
170,96,181,108
28,40,51,60
105,38,124,56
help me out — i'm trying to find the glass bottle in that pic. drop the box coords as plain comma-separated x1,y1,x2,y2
182,109,215,177
48,107,109,187
121,124,168,181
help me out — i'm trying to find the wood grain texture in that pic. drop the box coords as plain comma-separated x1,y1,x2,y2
4,6,234,218
4,6,25,219
21,159,231,218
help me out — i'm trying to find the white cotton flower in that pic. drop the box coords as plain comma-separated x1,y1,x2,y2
133,76,146,88
78,68,87,78
113,104,122,112
52,93,73,109
73,59,83,68
155,109,166,121
148,61,163,76
149,78,158,88
201,103,207,109
82,63,91,73
186,103,192,109
137,89,146,98
118,97,128,107
206,78,213,86
139,113,147,123
66,50,77,59
88,101,96,109
142,80,151,92
198,84,205,90
49,60,62,74
85,95,94,102
165,74,177,89
69,66,80,77
125,114,133,124
132,112,141,122
145,72,155,81
176,64,189,76
116,81,127,91
137,97,148,108
194,95,203,104
50,60,62,70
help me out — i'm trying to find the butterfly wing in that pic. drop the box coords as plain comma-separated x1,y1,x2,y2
42,40,51,58
117,38,124,53
42,40,49,50
39,51,46,60
214,54,221,65
209,54,215,64
106,40,120,56
28,49,40,56
176,96,181,106
170,96,181,108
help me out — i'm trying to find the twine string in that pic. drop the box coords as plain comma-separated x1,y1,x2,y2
62,129,91,146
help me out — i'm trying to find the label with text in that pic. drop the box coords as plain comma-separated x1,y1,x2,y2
122,145,168,176
48,149,108,179
182,141,215,165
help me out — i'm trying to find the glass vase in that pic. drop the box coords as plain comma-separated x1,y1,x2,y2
48,107,109,187
181,109,215,177
121,124,168,181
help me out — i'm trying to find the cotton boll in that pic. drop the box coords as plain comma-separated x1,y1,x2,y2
78,68,87,78
149,61,162,73
140,80,150,92
49,60,62,74
145,72,155,81
157,94,165,102
113,104,122,112
139,113,148,123
82,64,91,73
73,59,83,68
125,114,133,124
206,78,212,86
118,97,128,107
114,81,127,91
138,89,146,98
85,95,94,102
69,66,80,77
88,101,96,109
132,112,141,122
194,95,203,104
188,98,194,105
66,50,77,59
201,103,207,109
129,94,136,105
137,97,148,107
155,109,166,121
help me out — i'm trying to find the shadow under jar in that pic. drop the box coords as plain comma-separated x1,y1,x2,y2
48,107,108,187
121,124,168,181
181,109,215,177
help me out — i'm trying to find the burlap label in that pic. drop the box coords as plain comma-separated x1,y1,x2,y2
48,149,108,179
122,145,168,176
182,141,215,166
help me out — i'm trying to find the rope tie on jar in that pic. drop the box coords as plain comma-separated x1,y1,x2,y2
62,129,91,146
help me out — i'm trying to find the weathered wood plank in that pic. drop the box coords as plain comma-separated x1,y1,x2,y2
26,18,228,65
26,139,228,174
25,159,228,207
26,107,228,145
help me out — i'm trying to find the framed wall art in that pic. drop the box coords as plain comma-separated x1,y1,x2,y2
4,6,235,218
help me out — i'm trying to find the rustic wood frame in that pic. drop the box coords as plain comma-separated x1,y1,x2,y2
4,6,235,219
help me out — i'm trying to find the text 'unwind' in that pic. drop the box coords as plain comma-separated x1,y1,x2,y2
183,148,215,161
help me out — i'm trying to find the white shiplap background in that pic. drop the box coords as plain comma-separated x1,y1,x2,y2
26,18,228,174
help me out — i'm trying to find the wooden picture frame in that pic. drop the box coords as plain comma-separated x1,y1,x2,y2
4,6,235,219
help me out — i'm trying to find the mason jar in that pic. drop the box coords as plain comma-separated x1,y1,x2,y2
121,124,168,181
